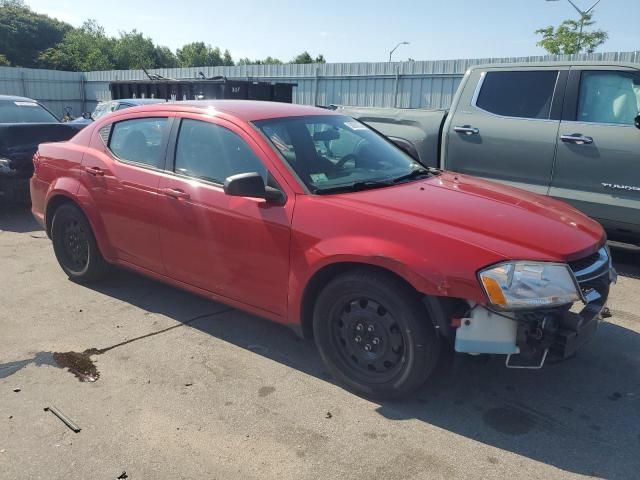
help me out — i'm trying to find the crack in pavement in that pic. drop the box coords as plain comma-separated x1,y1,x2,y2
0,308,234,382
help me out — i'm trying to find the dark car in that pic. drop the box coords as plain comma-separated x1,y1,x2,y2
0,95,83,203
71,98,167,127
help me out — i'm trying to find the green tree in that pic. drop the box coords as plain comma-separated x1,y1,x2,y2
290,51,326,64
536,11,608,54
176,42,224,67
154,46,178,68
0,0,72,67
39,20,116,71
237,56,284,66
112,30,157,69
222,49,234,66
0,54,9,66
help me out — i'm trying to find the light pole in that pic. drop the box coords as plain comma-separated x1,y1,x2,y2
389,41,410,62
546,0,602,53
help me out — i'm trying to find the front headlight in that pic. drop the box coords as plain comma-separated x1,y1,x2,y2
479,261,581,310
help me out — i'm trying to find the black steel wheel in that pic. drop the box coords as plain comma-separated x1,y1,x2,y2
331,297,406,384
51,203,110,282
313,269,441,399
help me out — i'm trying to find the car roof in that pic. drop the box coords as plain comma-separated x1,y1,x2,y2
471,61,640,71
102,98,166,105
125,100,339,122
0,94,38,102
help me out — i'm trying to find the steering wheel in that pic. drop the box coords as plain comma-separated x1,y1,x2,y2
335,153,359,169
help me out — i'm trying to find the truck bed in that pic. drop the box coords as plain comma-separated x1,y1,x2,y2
334,106,447,167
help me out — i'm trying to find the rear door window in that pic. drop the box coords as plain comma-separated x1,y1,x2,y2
174,119,267,184
475,71,559,119
108,117,170,168
577,71,640,125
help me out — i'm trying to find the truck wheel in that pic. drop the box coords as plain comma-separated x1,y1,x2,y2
51,203,110,283
313,269,441,399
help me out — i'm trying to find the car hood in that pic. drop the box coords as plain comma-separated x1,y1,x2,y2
325,171,604,262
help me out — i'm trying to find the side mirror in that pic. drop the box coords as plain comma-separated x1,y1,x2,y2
389,136,419,160
635,114,640,130
313,129,340,141
224,172,285,205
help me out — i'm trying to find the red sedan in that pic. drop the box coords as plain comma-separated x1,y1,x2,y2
31,101,615,398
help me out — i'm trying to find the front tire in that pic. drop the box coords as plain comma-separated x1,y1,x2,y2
51,203,110,283
313,269,441,399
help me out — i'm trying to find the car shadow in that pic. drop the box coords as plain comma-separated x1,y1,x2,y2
0,204,42,233
5,207,639,477
611,248,639,280
82,267,640,479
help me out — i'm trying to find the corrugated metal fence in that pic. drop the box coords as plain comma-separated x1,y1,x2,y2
2,51,639,117
0,66,84,117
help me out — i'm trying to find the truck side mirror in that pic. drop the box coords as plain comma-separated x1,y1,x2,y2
635,114,640,130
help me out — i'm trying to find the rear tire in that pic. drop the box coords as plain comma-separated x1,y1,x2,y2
51,203,110,283
313,269,441,399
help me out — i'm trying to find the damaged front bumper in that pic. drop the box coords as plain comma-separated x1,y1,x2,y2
455,247,616,369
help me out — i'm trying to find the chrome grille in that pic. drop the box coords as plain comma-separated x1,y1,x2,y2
569,247,611,284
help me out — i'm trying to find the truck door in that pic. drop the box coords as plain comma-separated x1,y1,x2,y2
444,67,567,195
549,67,640,242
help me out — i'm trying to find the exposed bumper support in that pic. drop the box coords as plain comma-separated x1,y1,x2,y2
455,247,615,368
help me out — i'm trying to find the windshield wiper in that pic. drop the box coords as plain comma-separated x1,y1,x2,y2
391,167,432,184
314,179,394,195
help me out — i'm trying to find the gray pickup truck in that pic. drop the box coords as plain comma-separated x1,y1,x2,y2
337,62,640,248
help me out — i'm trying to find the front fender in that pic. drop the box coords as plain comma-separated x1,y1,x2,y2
287,234,485,325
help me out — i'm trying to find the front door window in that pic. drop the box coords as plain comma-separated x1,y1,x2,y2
577,71,640,126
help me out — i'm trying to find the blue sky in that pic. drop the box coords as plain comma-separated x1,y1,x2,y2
27,0,639,63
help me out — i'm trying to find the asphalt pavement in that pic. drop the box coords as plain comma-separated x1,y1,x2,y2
1,205,639,480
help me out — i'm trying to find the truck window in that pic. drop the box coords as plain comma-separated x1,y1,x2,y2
577,71,640,125
475,71,558,120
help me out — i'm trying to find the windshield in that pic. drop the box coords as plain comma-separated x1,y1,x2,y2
0,100,59,123
92,101,117,120
254,115,428,193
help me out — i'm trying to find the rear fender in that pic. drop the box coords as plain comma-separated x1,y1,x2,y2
45,176,116,260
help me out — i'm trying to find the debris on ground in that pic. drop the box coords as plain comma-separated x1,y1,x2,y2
325,412,333,419
116,472,128,479
13,388,20,393
44,406,81,433
184,382,193,387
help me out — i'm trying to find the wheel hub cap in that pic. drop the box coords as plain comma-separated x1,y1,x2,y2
332,298,405,382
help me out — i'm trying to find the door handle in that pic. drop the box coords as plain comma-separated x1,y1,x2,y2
161,187,190,200
454,125,480,135
560,134,594,145
84,166,105,176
